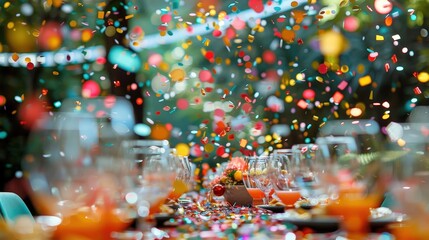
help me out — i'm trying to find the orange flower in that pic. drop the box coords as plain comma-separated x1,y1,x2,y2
226,157,247,171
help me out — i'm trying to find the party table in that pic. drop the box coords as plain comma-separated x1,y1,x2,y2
122,192,401,240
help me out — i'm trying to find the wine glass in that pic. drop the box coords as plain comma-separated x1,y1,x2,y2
316,121,385,239
245,156,273,205
168,151,191,201
269,149,302,208
120,140,177,219
384,119,429,239
243,166,265,206
289,144,325,206
22,97,136,239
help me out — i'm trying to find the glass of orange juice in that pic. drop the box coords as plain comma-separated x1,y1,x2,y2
316,132,385,239
245,156,273,205
243,171,265,205
269,149,302,207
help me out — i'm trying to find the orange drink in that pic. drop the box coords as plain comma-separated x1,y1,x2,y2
327,194,381,239
275,190,301,206
54,206,131,240
168,179,189,201
246,188,265,200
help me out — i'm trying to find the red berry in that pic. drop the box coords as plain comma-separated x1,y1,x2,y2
212,184,226,196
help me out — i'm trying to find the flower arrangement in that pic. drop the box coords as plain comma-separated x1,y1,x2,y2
211,157,247,187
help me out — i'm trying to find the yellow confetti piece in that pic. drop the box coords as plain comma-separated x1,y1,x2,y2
4,2,10,8
397,138,406,147
97,11,105,19
382,113,390,120
240,139,248,147
315,76,324,83
359,75,372,86
376,35,384,41
248,34,254,43
125,14,134,20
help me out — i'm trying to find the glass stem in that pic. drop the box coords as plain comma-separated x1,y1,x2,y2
263,192,270,205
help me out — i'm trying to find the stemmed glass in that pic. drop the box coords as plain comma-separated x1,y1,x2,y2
385,118,429,239
269,149,302,208
245,156,273,205
316,134,384,239
22,97,136,239
168,152,191,201
119,139,177,227
242,167,265,206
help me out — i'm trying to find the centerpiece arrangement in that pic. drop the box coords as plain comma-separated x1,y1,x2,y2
210,157,253,206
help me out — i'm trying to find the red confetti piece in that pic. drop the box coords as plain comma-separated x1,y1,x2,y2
201,136,209,144
254,121,264,130
262,50,276,64
205,51,215,62
248,0,264,13
318,63,328,74
238,51,246,58
297,99,308,109
391,54,398,63
384,63,390,72
414,87,422,95
160,14,172,23
240,94,252,103
368,52,378,62
212,29,222,37
277,17,286,23
96,57,106,64
332,91,344,104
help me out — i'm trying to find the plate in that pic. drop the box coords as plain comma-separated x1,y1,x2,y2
273,212,407,233
276,216,340,233
370,213,407,231
256,205,285,213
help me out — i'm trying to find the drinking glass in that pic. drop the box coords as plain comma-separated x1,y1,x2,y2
289,144,325,205
385,120,429,239
245,156,273,205
120,140,177,220
242,168,265,205
269,149,302,207
22,97,136,239
316,135,384,239
168,152,191,201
